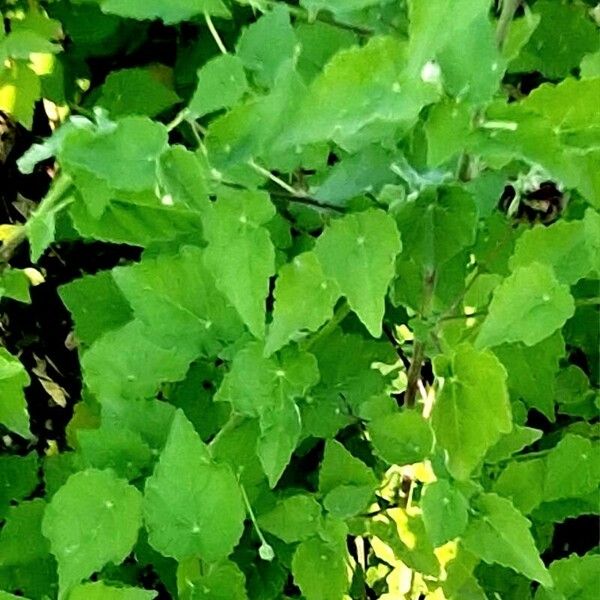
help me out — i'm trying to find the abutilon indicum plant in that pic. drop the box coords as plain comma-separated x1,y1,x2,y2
0,0,598,599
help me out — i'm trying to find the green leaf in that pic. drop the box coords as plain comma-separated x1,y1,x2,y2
286,35,438,148
203,189,276,338
313,145,396,206
292,535,349,600
266,251,340,355
510,0,599,79
315,208,401,336
421,479,469,547
493,332,565,420
68,188,204,247
68,582,157,600
236,6,297,88
257,494,321,543
300,0,382,17
0,499,50,567
494,459,545,515
0,62,40,128
42,469,143,597
463,493,552,587
431,343,512,480
113,246,244,360
543,434,600,502
485,425,543,464
96,0,230,24
510,217,597,285
319,440,377,519
82,321,192,404
0,269,30,303
395,186,478,270
189,54,248,118
177,559,247,600
0,454,38,520
157,145,210,210
407,0,504,103
295,21,356,82
257,396,303,488
535,554,600,600
143,410,245,562
59,270,133,347
476,263,575,349
0,348,31,439
367,411,433,466
97,67,180,118
226,343,321,487
76,425,153,481
60,117,168,194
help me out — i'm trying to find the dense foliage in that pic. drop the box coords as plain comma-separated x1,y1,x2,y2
0,0,599,598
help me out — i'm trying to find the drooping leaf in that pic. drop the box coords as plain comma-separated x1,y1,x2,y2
463,493,552,587
143,410,245,562
431,343,512,480
476,263,575,349
42,469,143,597
315,208,401,336
535,554,600,600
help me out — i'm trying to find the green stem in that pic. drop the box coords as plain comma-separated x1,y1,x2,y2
1,173,73,268
204,13,228,54
575,297,600,307
496,0,521,50
239,482,274,561
166,108,190,132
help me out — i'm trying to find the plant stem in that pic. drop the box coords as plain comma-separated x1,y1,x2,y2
404,341,425,409
166,108,190,132
0,173,73,268
496,0,521,50
248,160,308,198
575,297,600,307
204,13,228,54
239,482,274,560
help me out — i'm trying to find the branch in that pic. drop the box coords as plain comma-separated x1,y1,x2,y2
404,341,425,409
